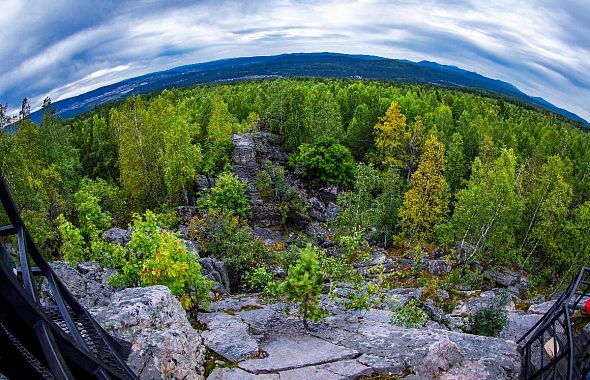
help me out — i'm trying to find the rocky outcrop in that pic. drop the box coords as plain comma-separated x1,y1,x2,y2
199,294,522,379
91,286,206,380
483,267,530,298
42,262,206,379
40,261,114,308
232,133,282,228
198,257,231,294
103,227,132,246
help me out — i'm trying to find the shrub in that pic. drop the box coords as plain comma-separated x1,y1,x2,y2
57,214,88,265
188,210,270,285
198,171,251,218
390,300,428,328
464,292,510,337
289,138,355,187
278,244,327,328
244,266,278,297
113,211,213,310
255,161,307,223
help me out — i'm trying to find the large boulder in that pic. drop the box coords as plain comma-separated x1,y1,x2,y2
451,290,515,317
91,286,206,379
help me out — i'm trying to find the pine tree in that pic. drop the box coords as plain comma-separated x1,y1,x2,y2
278,244,326,328
399,134,448,246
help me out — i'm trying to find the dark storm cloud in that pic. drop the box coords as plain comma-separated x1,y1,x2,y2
0,0,588,121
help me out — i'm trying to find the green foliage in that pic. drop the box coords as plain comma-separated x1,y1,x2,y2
289,138,355,187
439,149,523,263
114,210,213,310
199,172,251,218
278,244,327,328
244,266,278,297
390,300,428,328
188,210,269,283
464,292,510,337
255,161,307,223
57,215,88,265
334,164,404,247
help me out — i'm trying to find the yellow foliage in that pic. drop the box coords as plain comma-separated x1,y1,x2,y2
374,101,407,167
400,134,448,245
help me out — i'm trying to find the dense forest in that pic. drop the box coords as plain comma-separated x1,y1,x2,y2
1,78,589,316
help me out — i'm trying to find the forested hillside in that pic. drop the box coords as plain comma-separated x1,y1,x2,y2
1,78,589,301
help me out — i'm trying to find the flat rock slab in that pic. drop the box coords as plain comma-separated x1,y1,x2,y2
238,334,359,374
208,367,279,379
198,312,260,362
279,359,372,380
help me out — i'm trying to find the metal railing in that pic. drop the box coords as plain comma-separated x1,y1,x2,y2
519,267,590,379
0,170,137,380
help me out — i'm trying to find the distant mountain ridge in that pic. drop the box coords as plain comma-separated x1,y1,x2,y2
28,52,589,126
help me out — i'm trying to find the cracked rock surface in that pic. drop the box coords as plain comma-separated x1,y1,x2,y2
199,295,522,379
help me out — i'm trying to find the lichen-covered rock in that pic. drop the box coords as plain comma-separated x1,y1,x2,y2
40,261,114,308
499,312,541,341
451,290,515,317
91,286,205,379
198,257,230,294
200,294,522,379
103,227,132,246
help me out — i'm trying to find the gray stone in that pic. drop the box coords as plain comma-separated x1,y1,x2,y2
178,206,198,225
199,257,231,294
103,227,131,246
252,226,283,244
279,359,373,380
451,290,515,317
208,367,279,379
356,354,406,374
198,312,260,362
308,197,326,213
428,258,452,276
208,295,264,313
419,339,464,376
40,261,114,308
484,267,530,297
201,294,521,379
91,285,205,379
528,300,554,314
324,202,340,220
238,335,359,374
499,312,541,341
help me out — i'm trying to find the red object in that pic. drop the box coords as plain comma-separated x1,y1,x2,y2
585,298,590,316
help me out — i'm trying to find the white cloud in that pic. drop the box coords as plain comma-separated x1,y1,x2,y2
0,0,588,121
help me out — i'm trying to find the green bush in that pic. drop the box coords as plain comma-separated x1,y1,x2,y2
198,171,251,218
244,266,278,297
112,211,213,310
278,244,327,328
390,300,428,328
255,161,307,223
188,210,270,285
289,138,355,187
464,292,510,337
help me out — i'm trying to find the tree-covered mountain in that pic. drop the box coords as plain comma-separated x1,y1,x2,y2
27,53,589,126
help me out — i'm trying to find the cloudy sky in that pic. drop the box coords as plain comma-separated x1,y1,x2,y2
0,0,588,121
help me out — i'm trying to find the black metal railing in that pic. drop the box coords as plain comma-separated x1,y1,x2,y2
519,267,590,379
0,170,137,380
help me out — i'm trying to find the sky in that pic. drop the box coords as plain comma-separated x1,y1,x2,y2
0,0,589,121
